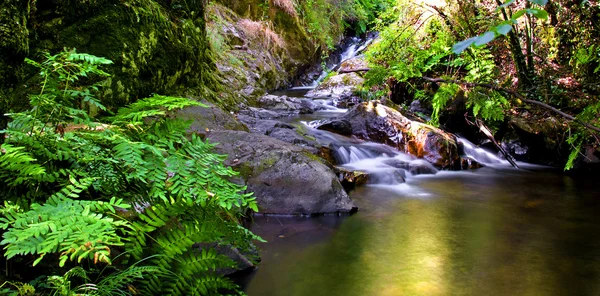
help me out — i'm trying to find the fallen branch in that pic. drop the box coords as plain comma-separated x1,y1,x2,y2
338,68,371,74
422,77,600,135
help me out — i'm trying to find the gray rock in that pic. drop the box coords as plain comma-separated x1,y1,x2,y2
238,107,284,119
383,158,438,175
237,114,282,134
256,94,322,114
409,100,432,117
207,131,357,215
266,127,319,152
305,73,364,99
175,102,248,135
317,119,353,136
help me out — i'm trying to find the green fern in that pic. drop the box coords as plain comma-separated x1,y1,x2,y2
0,196,131,266
1,49,262,295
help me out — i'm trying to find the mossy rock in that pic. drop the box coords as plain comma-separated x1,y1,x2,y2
3,0,232,116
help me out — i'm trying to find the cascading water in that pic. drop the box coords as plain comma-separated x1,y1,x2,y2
300,112,439,187
297,36,375,89
458,137,505,165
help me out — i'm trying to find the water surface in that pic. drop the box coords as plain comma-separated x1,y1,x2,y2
243,168,600,296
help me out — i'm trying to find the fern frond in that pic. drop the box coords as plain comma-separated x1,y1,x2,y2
0,197,131,267
112,95,205,124
95,265,163,296
0,144,46,186
68,52,113,65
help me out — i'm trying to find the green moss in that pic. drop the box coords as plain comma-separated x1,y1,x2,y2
3,0,230,114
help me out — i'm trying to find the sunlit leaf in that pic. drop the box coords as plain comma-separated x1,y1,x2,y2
474,32,496,46
452,37,477,54
528,0,548,5
511,9,527,20
527,8,549,19
496,24,513,35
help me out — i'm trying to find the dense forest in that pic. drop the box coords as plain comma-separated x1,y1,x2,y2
0,0,599,295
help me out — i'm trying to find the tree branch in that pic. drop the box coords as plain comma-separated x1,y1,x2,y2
422,76,600,134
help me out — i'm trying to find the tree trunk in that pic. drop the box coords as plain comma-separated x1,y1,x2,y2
496,0,534,90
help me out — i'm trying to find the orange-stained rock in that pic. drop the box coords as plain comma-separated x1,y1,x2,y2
318,101,461,169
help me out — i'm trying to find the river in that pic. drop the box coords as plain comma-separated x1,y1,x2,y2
240,39,600,296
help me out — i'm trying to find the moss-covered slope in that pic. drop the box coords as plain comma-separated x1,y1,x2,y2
0,0,222,116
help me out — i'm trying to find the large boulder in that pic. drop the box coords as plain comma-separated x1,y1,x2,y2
206,131,357,215
318,101,461,169
338,57,368,73
175,102,249,135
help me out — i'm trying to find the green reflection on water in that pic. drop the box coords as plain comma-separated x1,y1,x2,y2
245,170,600,296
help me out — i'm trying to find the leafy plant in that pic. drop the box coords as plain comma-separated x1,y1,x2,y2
1,49,261,295
452,0,550,54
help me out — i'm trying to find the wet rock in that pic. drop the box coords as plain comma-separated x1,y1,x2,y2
266,127,320,153
335,95,363,109
237,115,282,134
319,102,460,168
317,119,353,136
382,159,438,175
318,146,338,166
305,73,364,99
175,102,249,136
460,157,483,170
238,107,286,119
207,131,356,215
338,57,368,73
256,94,322,114
501,140,529,162
335,167,369,191
409,100,432,117
506,112,568,166
583,145,600,164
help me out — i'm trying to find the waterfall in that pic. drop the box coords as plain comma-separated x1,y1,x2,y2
299,36,375,89
457,137,505,165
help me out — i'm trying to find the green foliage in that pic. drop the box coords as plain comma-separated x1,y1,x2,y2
365,14,454,85
565,129,583,171
364,2,512,126
452,0,549,54
431,83,459,124
565,101,600,170
299,0,343,50
570,44,600,76
0,196,130,267
42,265,163,296
343,0,394,35
1,50,261,295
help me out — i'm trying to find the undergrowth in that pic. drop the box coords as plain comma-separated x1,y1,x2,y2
0,49,261,295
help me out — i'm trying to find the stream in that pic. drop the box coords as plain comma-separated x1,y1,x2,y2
241,40,600,296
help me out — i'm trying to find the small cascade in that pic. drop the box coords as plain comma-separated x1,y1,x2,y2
302,36,375,88
298,119,439,187
334,145,382,164
457,137,506,165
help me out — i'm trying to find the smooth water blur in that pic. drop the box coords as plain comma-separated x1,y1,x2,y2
243,168,600,296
